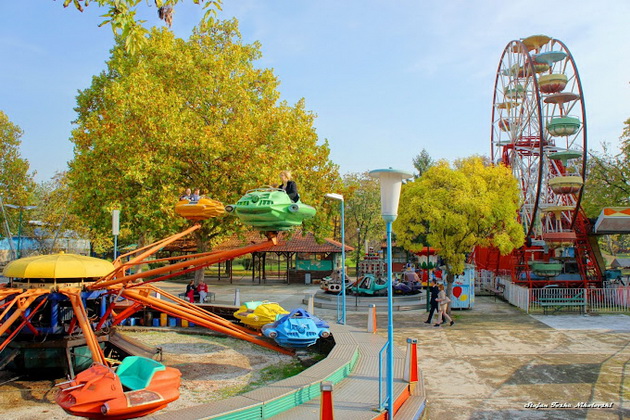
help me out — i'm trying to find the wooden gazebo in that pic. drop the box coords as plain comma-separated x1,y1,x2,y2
211,230,353,284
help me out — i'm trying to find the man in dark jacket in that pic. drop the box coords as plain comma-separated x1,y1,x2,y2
424,279,440,324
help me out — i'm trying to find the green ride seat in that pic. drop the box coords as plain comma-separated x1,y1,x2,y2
116,356,165,390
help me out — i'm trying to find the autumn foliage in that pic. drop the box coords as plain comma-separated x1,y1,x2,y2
68,21,338,251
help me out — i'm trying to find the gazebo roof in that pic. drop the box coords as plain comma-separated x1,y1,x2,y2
611,258,630,269
214,230,353,254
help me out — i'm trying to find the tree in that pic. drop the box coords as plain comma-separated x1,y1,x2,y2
411,148,435,179
68,22,338,264
339,172,383,270
31,172,94,253
582,119,630,217
63,0,222,54
0,111,36,244
581,118,630,257
394,157,524,296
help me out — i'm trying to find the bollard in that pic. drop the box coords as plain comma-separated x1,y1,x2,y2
403,338,419,386
367,304,377,333
308,293,315,314
234,288,241,306
320,381,334,420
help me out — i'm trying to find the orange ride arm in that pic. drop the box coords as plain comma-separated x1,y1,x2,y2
142,284,256,335
120,287,293,355
0,289,48,336
59,288,107,366
0,288,24,303
103,224,202,281
0,289,49,347
111,249,225,279
111,302,145,326
91,238,277,291
0,298,48,353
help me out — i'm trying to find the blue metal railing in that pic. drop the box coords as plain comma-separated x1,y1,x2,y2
336,291,343,323
378,342,387,411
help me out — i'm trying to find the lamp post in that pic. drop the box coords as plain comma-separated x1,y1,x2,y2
325,193,346,325
369,168,412,419
112,209,120,260
3,204,37,259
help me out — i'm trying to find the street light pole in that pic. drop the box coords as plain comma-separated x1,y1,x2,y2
325,193,346,325
112,209,120,260
369,168,412,420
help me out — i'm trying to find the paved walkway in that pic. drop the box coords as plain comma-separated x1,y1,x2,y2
159,279,630,419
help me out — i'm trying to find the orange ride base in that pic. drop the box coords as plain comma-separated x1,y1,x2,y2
56,361,181,419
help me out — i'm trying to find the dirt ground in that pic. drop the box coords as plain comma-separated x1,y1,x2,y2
0,329,296,420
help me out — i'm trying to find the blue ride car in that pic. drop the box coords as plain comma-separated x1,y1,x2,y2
261,308,331,348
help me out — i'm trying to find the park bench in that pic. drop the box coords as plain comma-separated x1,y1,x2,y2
486,283,505,301
535,289,586,314
177,291,216,303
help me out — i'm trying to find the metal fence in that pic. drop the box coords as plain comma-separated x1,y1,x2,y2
504,281,530,312
480,271,630,314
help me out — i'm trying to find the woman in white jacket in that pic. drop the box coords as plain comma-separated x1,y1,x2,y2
434,284,454,327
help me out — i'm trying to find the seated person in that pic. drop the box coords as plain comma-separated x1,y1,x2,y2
196,280,208,303
278,171,299,203
180,188,192,201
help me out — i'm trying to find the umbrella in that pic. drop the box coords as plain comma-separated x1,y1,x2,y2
3,252,115,279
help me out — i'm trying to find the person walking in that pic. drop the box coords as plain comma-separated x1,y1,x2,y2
434,284,454,327
424,279,439,324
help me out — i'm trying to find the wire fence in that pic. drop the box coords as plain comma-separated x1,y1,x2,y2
479,270,630,314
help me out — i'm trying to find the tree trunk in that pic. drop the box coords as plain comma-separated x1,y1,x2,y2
194,231,208,284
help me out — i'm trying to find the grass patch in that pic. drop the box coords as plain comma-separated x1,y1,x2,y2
237,360,307,394
208,358,315,400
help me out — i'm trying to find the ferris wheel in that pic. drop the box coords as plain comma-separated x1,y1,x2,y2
491,34,587,245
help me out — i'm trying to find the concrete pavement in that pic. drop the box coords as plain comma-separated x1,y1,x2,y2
159,279,630,419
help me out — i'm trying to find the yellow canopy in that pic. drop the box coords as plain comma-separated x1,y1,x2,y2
3,252,115,279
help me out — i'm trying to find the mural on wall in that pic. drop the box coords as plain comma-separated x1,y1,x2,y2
296,260,333,271
449,265,475,309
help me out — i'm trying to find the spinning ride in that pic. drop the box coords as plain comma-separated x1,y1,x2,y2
1,187,318,417
489,34,603,287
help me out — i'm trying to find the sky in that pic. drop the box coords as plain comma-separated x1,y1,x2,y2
2,1,629,183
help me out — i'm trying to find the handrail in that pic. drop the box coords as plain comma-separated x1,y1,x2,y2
245,188,284,194
336,292,343,324
378,342,388,411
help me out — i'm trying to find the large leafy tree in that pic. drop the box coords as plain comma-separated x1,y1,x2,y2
63,0,222,54
0,111,36,244
31,172,94,253
394,157,524,295
339,172,383,269
582,118,630,217
0,111,35,205
581,118,630,256
68,21,338,258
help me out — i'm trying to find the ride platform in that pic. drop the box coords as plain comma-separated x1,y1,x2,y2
309,290,426,311
149,323,426,420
